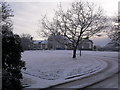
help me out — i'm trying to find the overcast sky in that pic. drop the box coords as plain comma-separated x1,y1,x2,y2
5,0,119,46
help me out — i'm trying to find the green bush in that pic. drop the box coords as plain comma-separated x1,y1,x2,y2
1,2,26,90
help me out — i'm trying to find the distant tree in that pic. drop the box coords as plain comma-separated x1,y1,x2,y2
47,33,70,50
103,41,119,51
1,2,26,90
108,16,120,46
41,1,107,58
20,33,33,50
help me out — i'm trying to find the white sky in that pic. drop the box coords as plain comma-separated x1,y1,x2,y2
4,0,119,46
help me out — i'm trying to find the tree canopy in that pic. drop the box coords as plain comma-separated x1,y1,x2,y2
41,1,107,58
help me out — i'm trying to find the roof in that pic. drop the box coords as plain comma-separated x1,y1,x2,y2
82,38,93,43
33,40,48,44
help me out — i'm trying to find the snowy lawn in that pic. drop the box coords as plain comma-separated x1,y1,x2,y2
21,50,118,88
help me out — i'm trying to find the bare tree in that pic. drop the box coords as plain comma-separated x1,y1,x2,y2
108,16,120,45
41,1,107,58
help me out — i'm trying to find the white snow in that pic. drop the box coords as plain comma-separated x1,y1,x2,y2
21,50,118,88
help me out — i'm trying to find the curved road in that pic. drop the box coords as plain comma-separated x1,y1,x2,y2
46,56,118,89
83,72,119,88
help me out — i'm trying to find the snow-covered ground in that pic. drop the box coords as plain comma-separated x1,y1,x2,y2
21,50,118,88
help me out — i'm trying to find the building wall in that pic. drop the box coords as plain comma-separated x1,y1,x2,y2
81,41,93,50
31,41,48,50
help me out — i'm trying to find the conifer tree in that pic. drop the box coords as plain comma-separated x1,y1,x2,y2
1,2,26,90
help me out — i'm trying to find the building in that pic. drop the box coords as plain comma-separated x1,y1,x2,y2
32,40,48,50
30,34,93,50
47,34,93,50
79,37,93,50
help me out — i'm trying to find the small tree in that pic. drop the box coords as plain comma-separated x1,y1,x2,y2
1,2,26,90
20,33,33,50
41,1,107,58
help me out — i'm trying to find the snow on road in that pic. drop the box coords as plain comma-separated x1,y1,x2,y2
21,50,118,88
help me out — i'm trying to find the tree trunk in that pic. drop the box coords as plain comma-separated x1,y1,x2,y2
79,40,82,56
73,47,77,58
79,49,81,56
